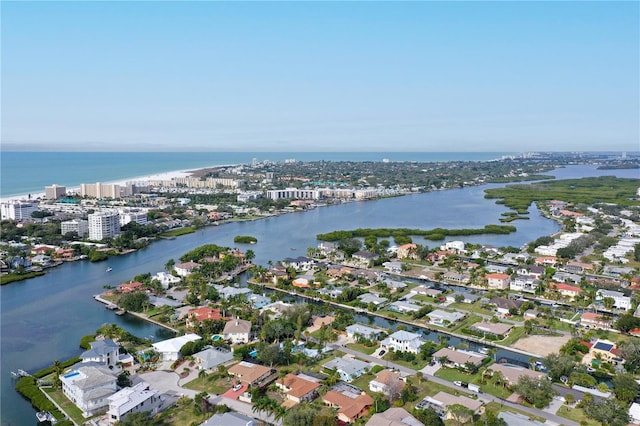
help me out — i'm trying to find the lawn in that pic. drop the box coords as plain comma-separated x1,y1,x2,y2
44,387,99,425
434,367,512,399
484,402,547,423
556,405,600,426
448,302,494,316
161,227,196,237
382,355,429,370
347,342,378,355
499,326,527,346
450,315,483,333
159,399,211,425
183,374,234,395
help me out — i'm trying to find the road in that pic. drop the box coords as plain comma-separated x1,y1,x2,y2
333,344,580,426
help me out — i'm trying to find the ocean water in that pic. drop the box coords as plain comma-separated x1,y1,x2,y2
0,151,512,198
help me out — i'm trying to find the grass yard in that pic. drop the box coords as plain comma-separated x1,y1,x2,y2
448,302,494,316
347,342,378,355
159,399,211,425
382,355,429,370
161,227,196,237
556,406,600,426
500,326,527,346
450,314,483,333
183,374,234,395
44,387,96,425
484,402,547,423
434,367,512,399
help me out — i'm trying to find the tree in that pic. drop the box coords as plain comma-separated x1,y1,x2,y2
543,353,576,382
117,370,132,388
479,409,507,426
564,393,575,406
164,258,175,272
584,399,630,426
612,373,639,403
514,376,557,409
283,404,320,426
117,292,149,312
603,297,615,311
115,411,166,426
618,340,640,373
448,403,474,426
413,407,444,426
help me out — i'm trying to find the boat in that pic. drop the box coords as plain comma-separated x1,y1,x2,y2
36,411,55,422
106,267,113,272
11,369,29,378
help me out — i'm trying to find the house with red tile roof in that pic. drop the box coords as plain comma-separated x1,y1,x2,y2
323,388,373,424
118,281,144,293
549,282,582,300
186,307,223,328
396,243,417,260
276,373,321,404
485,273,510,290
580,312,613,330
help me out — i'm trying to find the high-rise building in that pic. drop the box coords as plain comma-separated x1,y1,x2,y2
119,209,148,226
80,183,122,199
0,200,38,220
88,211,121,241
61,219,89,237
45,184,67,200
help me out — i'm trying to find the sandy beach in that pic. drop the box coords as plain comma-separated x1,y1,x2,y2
0,169,194,203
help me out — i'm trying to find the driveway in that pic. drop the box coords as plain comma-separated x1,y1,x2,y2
136,369,199,399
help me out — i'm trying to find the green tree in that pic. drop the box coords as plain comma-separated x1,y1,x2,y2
514,376,557,409
115,411,166,426
584,399,630,426
117,292,149,312
283,404,319,426
543,353,576,382
413,407,444,426
117,370,132,388
612,373,640,403
448,403,474,426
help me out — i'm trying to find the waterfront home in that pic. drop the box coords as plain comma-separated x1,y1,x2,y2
322,384,373,424
387,300,421,314
323,356,370,382
485,273,511,290
596,289,632,311
441,241,465,253
200,412,260,426
193,347,233,370
490,297,524,316
151,334,202,361
351,250,379,268
248,293,270,309
358,293,388,306
382,278,407,293
281,256,315,271
369,370,405,396
442,271,470,284
381,330,425,354
471,321,513,338
186,307,223,328
260,301,295,319
488,363,546,387
228,361,275,387
416,391,483,421
366,407,422,426
432,348,486,369
318,286,347,299
174,261,200,277
276,373,321,404
318,241,337,256
589,340,624,364
223,319,251,344
580,312,613,330
383,261,403,274
80,339,120,369
152,271,181,289
446,292,479,304
214,285,252,300
410,285,442,297
345,324,386,341
61,366,117,417
549,282,582,300
106,382,161,424
396,243,417,260
426,309,465,326
510,275,539,293
118,281,144,294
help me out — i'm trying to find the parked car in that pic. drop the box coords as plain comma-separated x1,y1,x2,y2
233,384,242,391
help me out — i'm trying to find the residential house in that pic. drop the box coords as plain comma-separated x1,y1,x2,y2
152,271,181,289
426,309,465,326
248,293,270,309
580,312,613,330
80,339,120,368
517,265,545,279
366,407,422,426
489,298,523,316
485,273,511,290
383,261,403,274
488,364,546,387
471,322,513,338
281,256,315,271
383,279,407,293
318,241,337,256
416,391,483,421
351,251,379,267
629,403,640,425
151,334,202,361
358,293,388,306
589,340,624,364
396,243,417,260
345,324,386,341
498,411,546,426
381,331,425,354
200,412,260,426
535,256,558,267
118,281,144,293
410,286,442,297
106,382,162,424
323,384,373,424
596,289,632,311
549,283,582,300
214,285,252,300
432,348,486,369
61,366,117,417
446,292,479,304
193,347,234,370
442,271,470,284
564,261,594,274
323,356,370,382
369,370,405,397
387,300,422,314
276,373,321,404
174,261,200,277
228,361,275,387
523,309,540,320
223,319,251,344
441,241,465,253
510,275,540,294
186,307,223,329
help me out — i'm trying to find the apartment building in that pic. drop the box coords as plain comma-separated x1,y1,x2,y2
88,211,121,241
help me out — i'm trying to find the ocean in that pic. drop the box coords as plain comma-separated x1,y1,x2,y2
0,151,512,198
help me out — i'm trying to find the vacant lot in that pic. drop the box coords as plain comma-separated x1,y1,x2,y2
511,335,570,356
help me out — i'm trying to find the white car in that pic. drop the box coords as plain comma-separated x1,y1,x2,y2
233,384,242,392
454,381,463,387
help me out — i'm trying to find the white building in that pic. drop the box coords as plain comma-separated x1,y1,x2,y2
441,241,465,253
88,211,121,241
106,382,162,424
151,334,202,361
0,200,38,220
118,209,148,226
265,188,321,200
510,276,539,294
80,182,122,199
380,331,425,354
45,184,67,200
223,319,251,344
152,271,181,289
596,289,632,311
61,366,117,417
80,339,120,368
61,219,89,237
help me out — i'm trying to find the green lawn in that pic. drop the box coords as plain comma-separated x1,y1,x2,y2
434,367,512,399
556,405,600,426
382,355,429,370
347,342,378,355
450,315,483,333
44,387,98,425
448,302,494,316
161,227,196,237
484,402,547,423
183,374,234,395
500,326,527,346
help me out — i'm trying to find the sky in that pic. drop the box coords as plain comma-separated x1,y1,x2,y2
1,1,638,152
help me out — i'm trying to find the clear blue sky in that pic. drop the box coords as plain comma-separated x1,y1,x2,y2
1,1,638,152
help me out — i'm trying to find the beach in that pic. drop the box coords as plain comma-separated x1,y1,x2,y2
0,169,194,203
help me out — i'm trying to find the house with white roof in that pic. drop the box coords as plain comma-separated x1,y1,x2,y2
174,261,200,277
426,309,465,326
387,300,421,313
323,356,370,382
200,412,260,426
151,334,202,361
346,324,387,341
596,289,632,311
80,339,120,368
61,366,117,417
510,275,539,293
152,271,181,289
106,382,162,424
358,293,388,306
193,347,234,370
380,331,424,354
223,319,251,344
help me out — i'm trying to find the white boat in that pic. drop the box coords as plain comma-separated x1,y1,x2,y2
106,267,113,272
36,411,55,422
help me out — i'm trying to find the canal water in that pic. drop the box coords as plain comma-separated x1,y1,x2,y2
1,165,636,425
